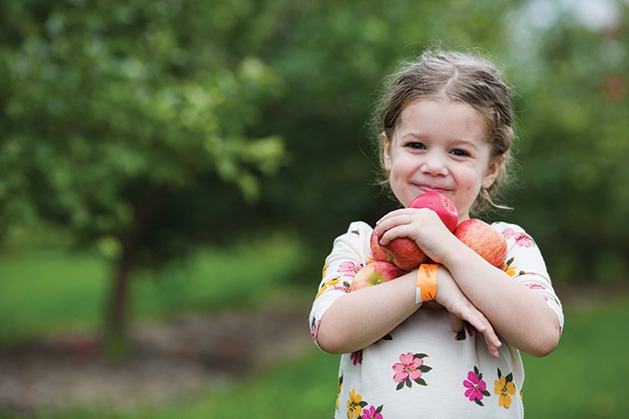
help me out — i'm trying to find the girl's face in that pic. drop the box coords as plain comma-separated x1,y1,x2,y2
383,99,504,221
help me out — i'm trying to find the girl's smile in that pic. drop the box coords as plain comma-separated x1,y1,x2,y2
383,98,504,220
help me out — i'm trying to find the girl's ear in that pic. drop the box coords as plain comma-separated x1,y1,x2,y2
382,133,392,171
482,154,507,189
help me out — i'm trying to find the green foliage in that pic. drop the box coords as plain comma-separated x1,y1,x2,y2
256,0,520,249
0,0,285,261
0,0,289,340
501,3,629,282
258,0,629,283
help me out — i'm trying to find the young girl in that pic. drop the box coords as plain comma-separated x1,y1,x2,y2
309,49,564,418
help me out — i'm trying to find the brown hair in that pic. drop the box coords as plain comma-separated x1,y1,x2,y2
371,49,515,213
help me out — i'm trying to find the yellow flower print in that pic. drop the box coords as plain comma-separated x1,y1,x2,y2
316,277,348,299
347,389,367,419
501,257,516,277
322,261,329,278
494,369,516,409
336,376,343,410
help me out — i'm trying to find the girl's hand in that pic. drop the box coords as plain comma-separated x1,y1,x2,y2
434,265,502,357
373,208,456,264
374,209,502,356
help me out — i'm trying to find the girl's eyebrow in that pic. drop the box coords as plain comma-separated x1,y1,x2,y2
451,138,480,151
400,132,481,151
399,132,425,141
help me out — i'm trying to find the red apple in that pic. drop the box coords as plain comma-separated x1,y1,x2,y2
370,230,390,262
454,219,507,268
350,261,404,292
380,238,427,271
409,192,458,232
371,229,426,270
371,192,457,271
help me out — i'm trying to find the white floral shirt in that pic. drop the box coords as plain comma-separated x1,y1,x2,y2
309,221,564,419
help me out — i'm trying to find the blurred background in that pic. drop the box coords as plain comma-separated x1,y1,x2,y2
0,0,627,417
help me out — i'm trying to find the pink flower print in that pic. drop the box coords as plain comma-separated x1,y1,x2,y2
502,228,517,239
502,228,536,248
463,366,491,406
526,283,546,291
351,350,363,366
361,405,384,419
310,318,320,344
393,352,431,390
393,353,422,382
338,261,362,277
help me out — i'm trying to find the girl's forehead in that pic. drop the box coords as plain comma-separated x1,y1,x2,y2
401,96,481,115
398,99,485,131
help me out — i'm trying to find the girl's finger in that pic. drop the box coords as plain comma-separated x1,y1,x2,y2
449,313,464,332
460,306,502,357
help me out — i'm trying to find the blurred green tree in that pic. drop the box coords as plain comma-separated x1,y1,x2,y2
1,0,627,352
257,0,629,284
0,0,285,351
251,0,521,260
0,0,526,351
502,2,629,282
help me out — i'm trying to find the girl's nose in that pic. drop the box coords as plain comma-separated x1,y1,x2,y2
420,153,448,176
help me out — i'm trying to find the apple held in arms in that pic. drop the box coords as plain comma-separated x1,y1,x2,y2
371,192,459,271
409,191,459,232
371,231,427,271
350,261,404,292
453,218,507,268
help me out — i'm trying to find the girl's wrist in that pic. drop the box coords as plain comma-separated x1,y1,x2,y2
415,263,438,305
439,235,478,270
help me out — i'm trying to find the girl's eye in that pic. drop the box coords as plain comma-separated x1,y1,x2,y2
407,142,426,150
451,149,471,157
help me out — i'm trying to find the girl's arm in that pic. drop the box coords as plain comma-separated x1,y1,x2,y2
440,243,561,357
316,268,502,356
375,209,562,357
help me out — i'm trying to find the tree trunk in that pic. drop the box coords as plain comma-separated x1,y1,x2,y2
103,250,135,359
101,183,170,359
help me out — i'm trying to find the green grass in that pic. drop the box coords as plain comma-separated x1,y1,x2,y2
0,233,306,342
0,241,628,419
521,298,629,418
0,248,108,340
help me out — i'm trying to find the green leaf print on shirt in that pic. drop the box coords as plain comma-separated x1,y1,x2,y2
454,322,476,342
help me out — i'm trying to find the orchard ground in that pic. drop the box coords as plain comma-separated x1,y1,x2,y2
0,297,312,414
0,282,627,416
